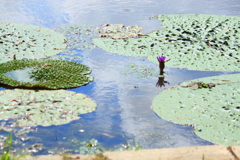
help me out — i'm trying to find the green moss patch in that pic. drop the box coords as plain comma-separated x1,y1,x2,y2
93,14,240,71
0,22,67,63
0,89,97,127
0,59,93,89
152,74,240,146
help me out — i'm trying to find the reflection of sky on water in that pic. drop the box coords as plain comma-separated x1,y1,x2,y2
0,0,240,153
1,0,240,30
3,67,35,83
81,49,232,148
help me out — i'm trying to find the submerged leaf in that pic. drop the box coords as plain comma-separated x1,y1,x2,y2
55,23,98,51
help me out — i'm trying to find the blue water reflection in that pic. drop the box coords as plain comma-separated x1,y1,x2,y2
0,0,240,155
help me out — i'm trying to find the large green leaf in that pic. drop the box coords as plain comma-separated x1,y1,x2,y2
93,14,240,71
0,22,67,63
0,89,97,127
152,74,240,146
0,59,93,89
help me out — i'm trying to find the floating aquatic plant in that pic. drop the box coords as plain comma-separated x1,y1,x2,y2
0,22,67,63
118,63,159,79
152,74,240,146
54,23,98,51
0,59,93,89
97,24,144,39
0,89,97,127
93,14,240,71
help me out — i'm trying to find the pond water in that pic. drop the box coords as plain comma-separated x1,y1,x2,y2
0,0,240,155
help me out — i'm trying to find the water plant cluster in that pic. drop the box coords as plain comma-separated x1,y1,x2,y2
0,22,97,156
91,14,240,146
93,14,240,72
1,14,240,157
69,138,141,155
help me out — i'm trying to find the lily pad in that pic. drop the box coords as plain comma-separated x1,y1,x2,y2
152,74,240,145
0,89,97,127
0,22,67,63
97,24,144,39
0,59,93,89
93,14,240,71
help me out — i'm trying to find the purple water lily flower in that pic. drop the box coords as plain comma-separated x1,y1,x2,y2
157,56,167,73
157,56,166,62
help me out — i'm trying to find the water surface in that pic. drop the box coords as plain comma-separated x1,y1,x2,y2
0,0,240,154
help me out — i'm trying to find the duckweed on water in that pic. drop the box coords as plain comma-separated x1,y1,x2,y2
0,59,93,89
152,74,240,146
93,14,240,71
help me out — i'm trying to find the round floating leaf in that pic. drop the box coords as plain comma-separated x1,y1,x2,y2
93,14,240,71
55,23,98,51
97,24,144,39
152,74,240,146
0,59,93,89
0,22,67,63
0,89,97,126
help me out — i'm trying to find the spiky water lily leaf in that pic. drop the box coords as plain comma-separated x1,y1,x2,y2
0,22,67,63
93,14,240,71
0,89,97,126
152,74,240,146
55,23,98,51
0,60,93,89
97,24,144,39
